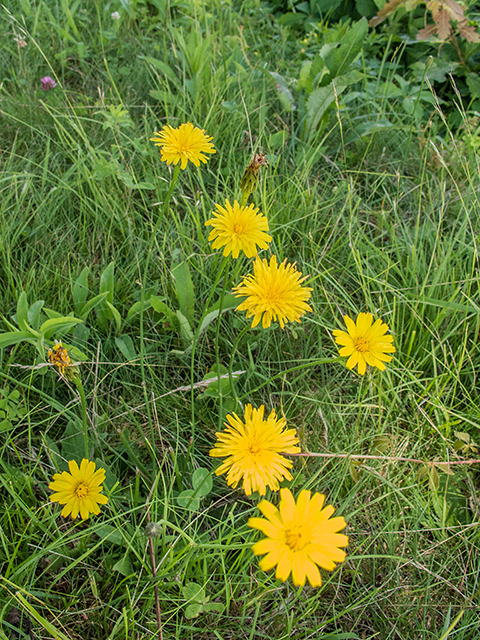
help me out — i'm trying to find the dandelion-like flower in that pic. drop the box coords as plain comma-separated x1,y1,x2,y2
209,404,300,496
40,76,57,90
150,122,216,170
205,199,272,258
332,312,395,375
233,255,312,329
248,488,348,587
49,459,108,520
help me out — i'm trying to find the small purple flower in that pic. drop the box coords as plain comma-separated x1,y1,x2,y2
40,76,57,91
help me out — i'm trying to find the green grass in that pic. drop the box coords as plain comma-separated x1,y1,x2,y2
1,1,480,639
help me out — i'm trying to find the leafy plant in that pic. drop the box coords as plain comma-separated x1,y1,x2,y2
182,582,223,619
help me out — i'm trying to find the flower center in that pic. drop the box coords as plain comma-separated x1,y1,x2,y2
354,337,369,352
233,223,244,235
75,482,89,499
285,525,309,551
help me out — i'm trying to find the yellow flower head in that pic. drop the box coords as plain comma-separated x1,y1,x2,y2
332,312,395,376
47,340,79,379
205,199,272,259
248,488,348,587
150,122,216,170
49,459,108,520
233,255,313,329
209,404,300,496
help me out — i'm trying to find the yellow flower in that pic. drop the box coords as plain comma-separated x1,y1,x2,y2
47,340,79,379
205,199,272,258
332,312,395,375
150,122,215,170
209,404,300,496
248,488,348,587
49,459,108,520
233,255,313,329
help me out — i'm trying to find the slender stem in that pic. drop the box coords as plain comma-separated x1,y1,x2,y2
74,377,89,458
214,269,229,429
139,164,181,440
228,324,250,406
240,191,249,207
189,256,229,446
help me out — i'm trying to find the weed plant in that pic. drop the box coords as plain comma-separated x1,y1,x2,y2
0,1,480,639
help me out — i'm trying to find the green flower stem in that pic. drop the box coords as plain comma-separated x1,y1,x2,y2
228,324,251,405
73,376,89,458
240,191,249,207
139,163,181,440
214,266,229,430
189,256,229,447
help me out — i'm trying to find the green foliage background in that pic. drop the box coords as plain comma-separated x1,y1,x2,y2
0,0,480,638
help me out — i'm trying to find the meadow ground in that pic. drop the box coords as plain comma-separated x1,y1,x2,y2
1,1,480,639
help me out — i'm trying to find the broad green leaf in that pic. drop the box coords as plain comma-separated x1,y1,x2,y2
126,298,152,320
305,71,363,142
171,251,195,326
141,56,179,85
0,331,37,350
93,523,123,545
16,292,29,332
27,300,45,330
73,267,89,316
96,261,115,331
113,554,133,577
185,603,202,619
192,468,213,496
321,18,368,81
198,294,239,335
79,291,109,321
40,316,83,339
150,296,178,328
115,335,138,361
106,300,122,334
183,582,205,601
177,490,200,511
176,310,193,344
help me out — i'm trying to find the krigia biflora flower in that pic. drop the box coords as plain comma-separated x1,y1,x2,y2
49,459,108,520
205,199,272,258
332,312,395,375
209,404,300,496
248,488,348,587
233,255,312,329
150,122,215,170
